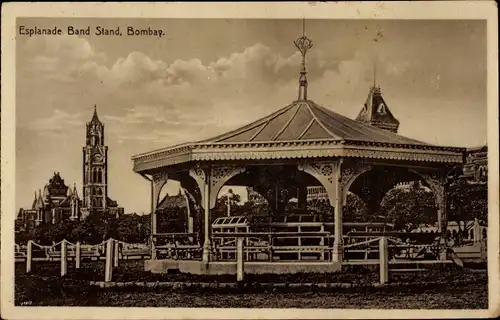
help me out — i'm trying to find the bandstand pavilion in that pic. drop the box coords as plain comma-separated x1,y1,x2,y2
132,26,465,274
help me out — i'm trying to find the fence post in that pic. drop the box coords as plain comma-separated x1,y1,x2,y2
26,240,33,273
480,239,487,260
105,238,114,282
61,240,67,277
379,236,388,285
114,240,119,267
75,242,81,269
237,238,244,282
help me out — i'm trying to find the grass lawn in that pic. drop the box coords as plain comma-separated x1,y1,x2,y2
14,260,488,309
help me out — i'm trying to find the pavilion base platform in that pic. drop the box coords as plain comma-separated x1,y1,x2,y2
145,259,342,275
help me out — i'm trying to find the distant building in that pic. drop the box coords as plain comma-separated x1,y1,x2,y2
80,106,123,219
156,189,192,233
17,106,124,229
355,84,400,133
156,190,188,211
462,145,487,182
306,186,328,201
17,173,81,229
413,219,487,242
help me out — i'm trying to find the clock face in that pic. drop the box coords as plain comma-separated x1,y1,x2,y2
93,154,103,162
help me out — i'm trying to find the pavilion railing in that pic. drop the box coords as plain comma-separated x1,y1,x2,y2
151,233,202,260
211,231,332,262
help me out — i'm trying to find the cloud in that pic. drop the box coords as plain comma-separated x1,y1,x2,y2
19,33,486,150
22,36,106,83
105,105,182,126
28,109,84,137
16,35,406,148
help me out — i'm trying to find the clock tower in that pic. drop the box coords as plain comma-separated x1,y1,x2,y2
83,105,108,210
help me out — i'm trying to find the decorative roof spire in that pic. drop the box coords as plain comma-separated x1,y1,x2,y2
32,191,38,209
73,183,79,199
90,104,102,125
35,189,44,209
294,18,313,100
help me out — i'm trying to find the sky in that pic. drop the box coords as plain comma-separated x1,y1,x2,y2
16,18,487,214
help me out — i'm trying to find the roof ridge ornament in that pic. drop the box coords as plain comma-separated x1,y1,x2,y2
294,18,313,101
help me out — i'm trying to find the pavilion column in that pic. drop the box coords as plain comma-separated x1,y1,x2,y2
332,161,343,263
297,160,349,263
182,188,194,234
413,170,449,261
436,183,449,236
190,167,213,262
202,177,211,262
415,172,448,235
435,182,449,261
150,172,169,260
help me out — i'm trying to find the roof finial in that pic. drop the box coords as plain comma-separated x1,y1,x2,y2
371,25,383,90
294,18,313,100
302,17,306,37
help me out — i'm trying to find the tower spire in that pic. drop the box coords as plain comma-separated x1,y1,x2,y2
91,104,100,123
294,18,313,100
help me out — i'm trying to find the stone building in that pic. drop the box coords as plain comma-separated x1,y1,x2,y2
80,106,124,219
17,106,123,229
16,173,81,229
462,145,488,181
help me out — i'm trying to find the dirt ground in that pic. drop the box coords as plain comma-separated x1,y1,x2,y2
14,260,488,309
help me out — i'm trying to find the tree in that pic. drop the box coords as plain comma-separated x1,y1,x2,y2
211,193,242,220
344,193,369,222
15,229,31,245
380,183,437,232
28,223,55,245
448,179,487,227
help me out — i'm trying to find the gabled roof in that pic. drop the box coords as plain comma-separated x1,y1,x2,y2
157,193,188,210
202,99,424,145
356,85,400,133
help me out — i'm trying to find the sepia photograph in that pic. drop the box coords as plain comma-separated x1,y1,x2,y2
1,2,498,319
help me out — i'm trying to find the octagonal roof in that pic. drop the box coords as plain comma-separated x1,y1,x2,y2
201,99,424,145
131,97,465,174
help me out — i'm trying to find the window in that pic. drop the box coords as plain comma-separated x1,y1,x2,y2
377,102,387,115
